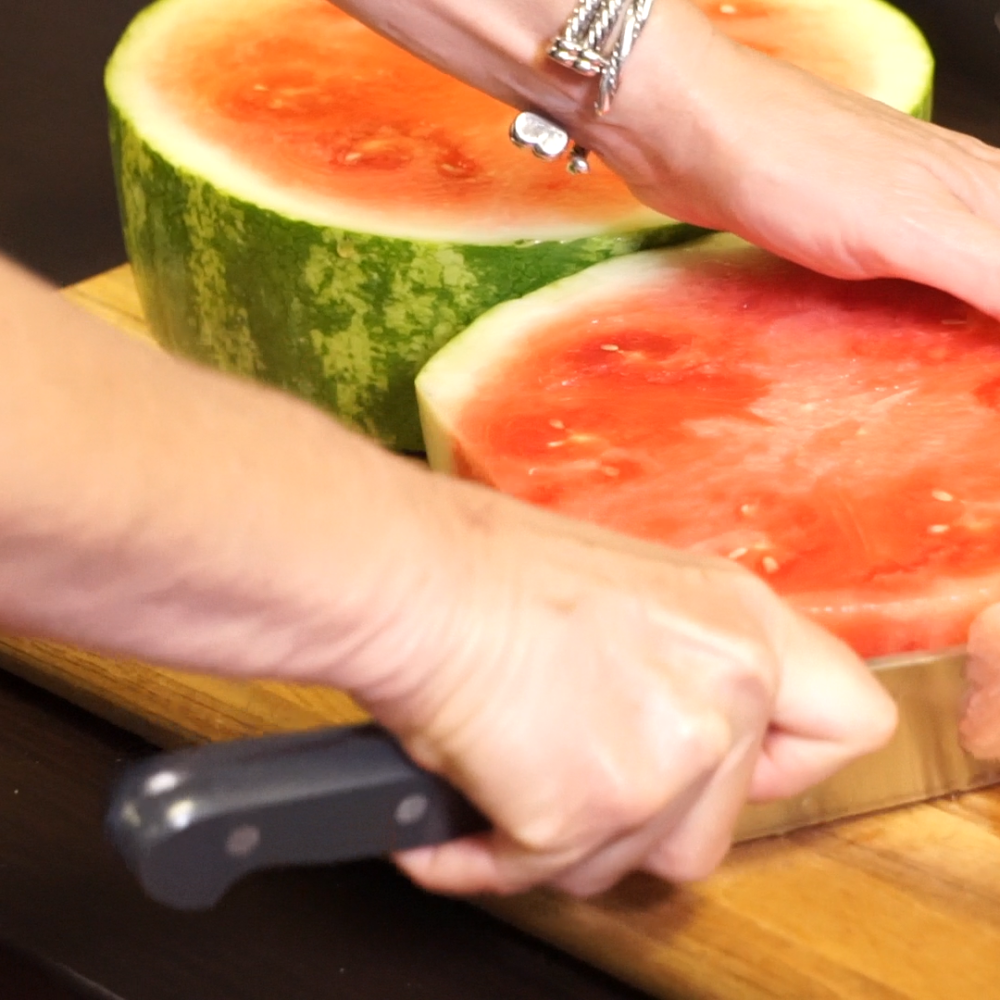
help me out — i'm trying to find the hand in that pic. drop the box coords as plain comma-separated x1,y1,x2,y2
334,0,1000,319
345,478,897,897
961,603,1000,760
585,24,1000,317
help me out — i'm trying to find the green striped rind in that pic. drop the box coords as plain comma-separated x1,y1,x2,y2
110,104,701,452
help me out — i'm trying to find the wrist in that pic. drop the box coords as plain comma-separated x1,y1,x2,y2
333,0,717,166
561,1,727,209
321,463,511,732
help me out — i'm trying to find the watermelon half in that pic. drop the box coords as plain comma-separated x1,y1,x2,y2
416,234,1000,660
107,0,933,452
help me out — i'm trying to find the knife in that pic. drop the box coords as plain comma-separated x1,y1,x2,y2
105,723,488,910
735,645,1000,839
106,647,1000,910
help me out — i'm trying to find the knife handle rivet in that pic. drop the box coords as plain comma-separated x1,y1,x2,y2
395,794,429,827
225,823,262,857
144,769,184,796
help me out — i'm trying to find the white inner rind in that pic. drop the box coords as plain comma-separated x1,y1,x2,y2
107,0,932,244
416,234,748,470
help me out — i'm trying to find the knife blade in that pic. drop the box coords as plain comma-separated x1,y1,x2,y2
736,645,1000,839
106,648,1000,910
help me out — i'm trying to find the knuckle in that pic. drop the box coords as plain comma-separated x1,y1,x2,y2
508,810,581,857
610,801,655,837
601,779,668,832
671,710,732,776
588,763,683,836
730,636,780,699
647,834,732,884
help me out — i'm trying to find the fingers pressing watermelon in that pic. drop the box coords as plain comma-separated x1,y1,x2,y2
962,605,1000,760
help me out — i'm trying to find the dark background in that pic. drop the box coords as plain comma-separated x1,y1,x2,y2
0,1,999,997
0,0,148,283
1,0,1000,285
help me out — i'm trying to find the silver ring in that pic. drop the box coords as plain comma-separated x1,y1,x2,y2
510,0,654,175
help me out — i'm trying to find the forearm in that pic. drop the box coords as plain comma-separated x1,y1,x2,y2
0,257,469,694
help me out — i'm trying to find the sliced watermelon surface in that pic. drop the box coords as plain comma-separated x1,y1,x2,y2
417,236,1000,659
697,0,932,114
107,0,933,451
132,1,660,239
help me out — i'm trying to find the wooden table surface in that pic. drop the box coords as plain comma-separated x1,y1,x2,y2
4,264,1000,1000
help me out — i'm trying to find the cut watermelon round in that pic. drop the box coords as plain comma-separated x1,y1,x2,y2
107,0,933,452
416,234,1000,659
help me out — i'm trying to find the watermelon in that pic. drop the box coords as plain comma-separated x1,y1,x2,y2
106,0,934,452
416,234,1000,660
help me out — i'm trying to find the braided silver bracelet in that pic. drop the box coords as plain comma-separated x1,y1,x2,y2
509,0,655,174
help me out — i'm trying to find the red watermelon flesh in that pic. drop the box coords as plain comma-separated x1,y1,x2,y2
142,0,657,234
134,0,930,238
419,239,1000,662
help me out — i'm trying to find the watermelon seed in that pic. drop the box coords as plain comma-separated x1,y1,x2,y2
727,547,749,560
928,524,950,534
762,556,780,574
600,344,620,352
549,419,566,429
438,159,478,179
932,490,954,502
740,503,757,516
719,3,737,12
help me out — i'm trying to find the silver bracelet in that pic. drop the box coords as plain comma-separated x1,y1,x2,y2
509,0,655,174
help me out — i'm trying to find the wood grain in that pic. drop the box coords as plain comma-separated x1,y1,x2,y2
3,265,998,999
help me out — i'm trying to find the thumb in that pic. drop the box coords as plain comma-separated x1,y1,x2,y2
960,602,1000,761
748,610,897,802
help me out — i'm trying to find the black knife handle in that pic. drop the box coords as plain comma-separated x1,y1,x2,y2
105,723,489,910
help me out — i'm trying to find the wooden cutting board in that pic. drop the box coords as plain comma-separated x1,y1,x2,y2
4,264,1000,999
